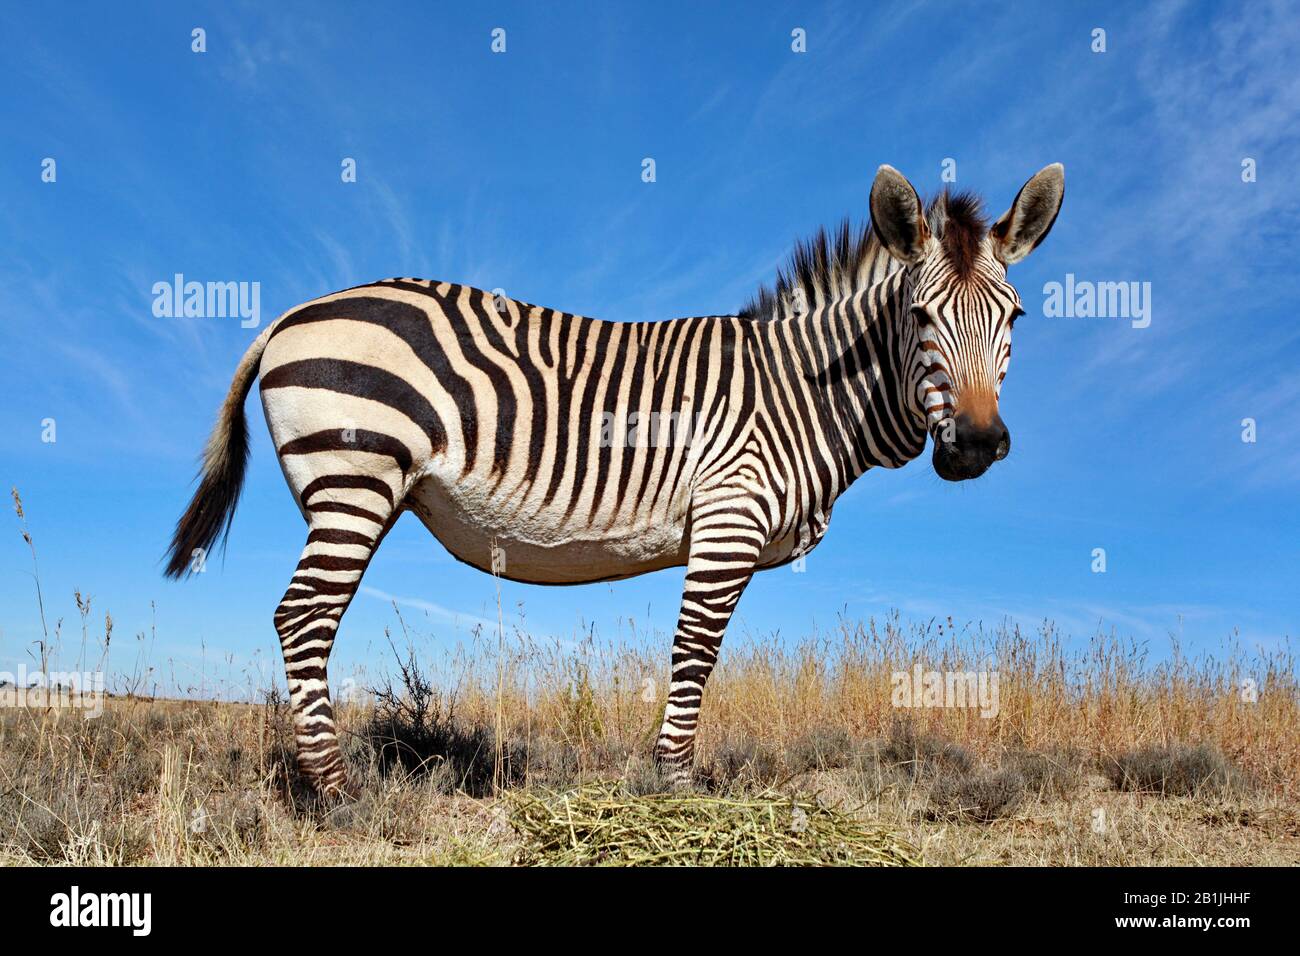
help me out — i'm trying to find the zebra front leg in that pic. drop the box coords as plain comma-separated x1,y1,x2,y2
275,499,393,796
654,498,764,785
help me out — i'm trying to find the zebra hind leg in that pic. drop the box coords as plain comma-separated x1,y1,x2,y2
654,496,763,786
275,482,396,797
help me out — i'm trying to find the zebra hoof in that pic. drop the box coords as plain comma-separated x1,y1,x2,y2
667,773,694,792
298,765,358,803
326,778,361,802
652,749,695,791
318,769,360,799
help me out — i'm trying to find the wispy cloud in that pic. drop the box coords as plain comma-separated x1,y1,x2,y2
360,585,497,633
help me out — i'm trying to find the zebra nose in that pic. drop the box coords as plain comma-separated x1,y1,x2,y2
934,412,1010,480
955,411,1009,464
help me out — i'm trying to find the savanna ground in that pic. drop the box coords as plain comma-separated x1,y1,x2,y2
3,489,1298,866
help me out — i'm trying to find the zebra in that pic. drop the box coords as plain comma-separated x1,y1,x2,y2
164,163,1064,794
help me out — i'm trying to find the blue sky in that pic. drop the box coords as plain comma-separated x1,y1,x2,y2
2,1,1297,693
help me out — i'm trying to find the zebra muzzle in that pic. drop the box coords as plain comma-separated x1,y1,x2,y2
932,411,1010,481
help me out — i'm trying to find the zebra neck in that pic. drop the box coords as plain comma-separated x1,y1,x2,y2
793,272,927,491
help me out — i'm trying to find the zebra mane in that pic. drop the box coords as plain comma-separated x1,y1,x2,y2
738,189,990,320
926,189,990,279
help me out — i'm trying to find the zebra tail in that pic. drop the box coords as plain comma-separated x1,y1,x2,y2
163,326,272,579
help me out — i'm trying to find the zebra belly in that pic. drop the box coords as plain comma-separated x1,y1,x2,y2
403,476,690,585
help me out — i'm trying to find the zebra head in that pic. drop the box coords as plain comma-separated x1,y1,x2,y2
869,163,1064,481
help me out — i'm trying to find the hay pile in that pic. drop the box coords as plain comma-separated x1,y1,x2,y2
509,783,920,866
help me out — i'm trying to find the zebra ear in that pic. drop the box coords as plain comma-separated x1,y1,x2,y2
990,164,1065,265
870,165,930,264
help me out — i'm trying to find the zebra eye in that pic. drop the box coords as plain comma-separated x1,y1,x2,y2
1009,306,1026,327
910,304,933,326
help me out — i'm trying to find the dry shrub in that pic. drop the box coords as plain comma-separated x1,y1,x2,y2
786,725,855,773
364,648,526,796
876,718,975,780
1007,746,1087,799
852,723,1087,822
698,738,784,792
0,767,151,865
1107,743,1247,797
928,768,1027,822
0,705,249,864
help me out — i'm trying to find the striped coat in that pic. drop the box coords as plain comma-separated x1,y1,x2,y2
166,163,1063,792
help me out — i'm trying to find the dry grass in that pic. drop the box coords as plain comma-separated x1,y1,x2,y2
0,616,1296,866
509,783,919,866
2,487,1297,866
